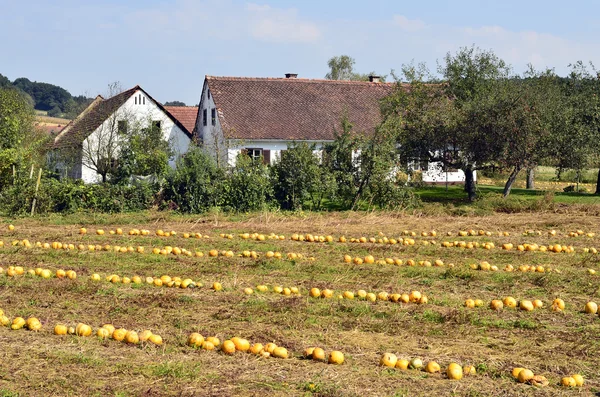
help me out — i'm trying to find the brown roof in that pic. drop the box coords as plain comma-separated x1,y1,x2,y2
205,76,398,141
53,86,193,149
53,87,138,149
164,106,198,135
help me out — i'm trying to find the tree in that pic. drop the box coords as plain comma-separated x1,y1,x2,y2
549,62,600,193
325,55,386,82
223,154,271,212
13,77,72,112
0,73,11,88
384,47,524,201
163,146,225,213
271,142,333,210
164,101,186,107
0,87,48,190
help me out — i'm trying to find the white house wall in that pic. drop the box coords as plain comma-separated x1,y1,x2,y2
422,162,476,184
80,89,190,183
227,140,330,166
196,85,229,166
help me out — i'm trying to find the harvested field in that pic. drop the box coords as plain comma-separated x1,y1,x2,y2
0,211,599,396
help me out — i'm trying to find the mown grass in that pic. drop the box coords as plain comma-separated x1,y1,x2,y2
0,211,599,395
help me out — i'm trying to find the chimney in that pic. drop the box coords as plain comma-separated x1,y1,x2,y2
368,75,381,83
285,73,298,79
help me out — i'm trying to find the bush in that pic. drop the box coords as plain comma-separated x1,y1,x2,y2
271,143,332,210
0,177,157,215
162,147,225,213
222,154,272,212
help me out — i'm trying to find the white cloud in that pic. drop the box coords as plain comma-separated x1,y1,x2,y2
246,3,321,43
393,15,426,32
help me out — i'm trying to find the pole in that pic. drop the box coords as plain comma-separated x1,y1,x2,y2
30,168,42,216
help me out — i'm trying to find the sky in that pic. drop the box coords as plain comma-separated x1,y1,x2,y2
2,0,600,105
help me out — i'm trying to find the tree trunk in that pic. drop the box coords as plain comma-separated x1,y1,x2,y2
526,167,535,190
101,173,107,183
503,166,521,197
464,168,476,202
595,168,600,195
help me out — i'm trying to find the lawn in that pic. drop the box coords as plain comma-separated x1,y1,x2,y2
0,210,599,396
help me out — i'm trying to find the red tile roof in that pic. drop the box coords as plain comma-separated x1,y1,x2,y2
205,76,399,141
164,106,198,135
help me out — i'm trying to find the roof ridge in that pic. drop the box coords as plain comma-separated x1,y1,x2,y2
206,75,398,86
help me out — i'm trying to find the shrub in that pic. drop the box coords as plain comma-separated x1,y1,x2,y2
162,147,225,213
222,154,272,212
0,177,157,215
271,142,333,210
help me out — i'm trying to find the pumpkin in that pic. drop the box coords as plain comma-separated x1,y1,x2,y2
561,377,576,387
312,347,326,362
221,340,236,355
571,374,584,386
584,301,598,314
250,343,264,355
96,328,111,339
519,300,534,311
517,369,534,383
148,334,163,345
112,328,127,341
410,358,423,370
231,337,250,352
54,324,68,335
447,363,463,380
380,353,398,368
272,347,288,359
395,359,409,370
125,330,139,344
425,361,440,373
188,333,205,347
75,323,92,337
206,336,220,347
201,341,215,350
328,351,344,365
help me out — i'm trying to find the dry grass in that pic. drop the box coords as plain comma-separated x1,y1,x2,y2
0,211,599,396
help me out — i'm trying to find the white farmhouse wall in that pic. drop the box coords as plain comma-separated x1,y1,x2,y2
80,89,190,183
226,140,331,166
196,85,228,166
422,162,477,184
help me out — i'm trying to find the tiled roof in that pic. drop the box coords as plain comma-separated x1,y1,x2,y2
164,106,198,135
205,76,399,141
53,86,193,149
53,87,138,149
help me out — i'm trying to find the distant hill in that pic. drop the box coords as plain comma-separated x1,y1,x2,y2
0,73,92,119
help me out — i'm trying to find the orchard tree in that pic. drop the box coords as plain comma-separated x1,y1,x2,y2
0,87,48,189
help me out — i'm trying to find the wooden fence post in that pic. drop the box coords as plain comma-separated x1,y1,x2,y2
30,168,43,216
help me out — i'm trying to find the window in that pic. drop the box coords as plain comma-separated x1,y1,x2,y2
208,89,211,99
203,109,207,126
244,148,271,164
118,120,128,135
134,97,138,105
152,120,161,130
211,108,216,126
142,96,145,105
246,148,263,161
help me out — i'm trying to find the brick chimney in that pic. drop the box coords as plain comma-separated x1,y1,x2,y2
285,73,298,79
368,75,381,83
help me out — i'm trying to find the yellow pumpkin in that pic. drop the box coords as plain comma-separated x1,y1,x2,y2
447,363,463,380
380,353,398,368
221,340,236,354
328,351,344,365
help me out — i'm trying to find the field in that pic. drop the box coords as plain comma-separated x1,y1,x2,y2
0,211,599,396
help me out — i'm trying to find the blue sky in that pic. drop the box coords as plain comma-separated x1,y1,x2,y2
2,0,600,105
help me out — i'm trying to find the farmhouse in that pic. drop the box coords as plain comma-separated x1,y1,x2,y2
52,86,192,183
195,74,473,184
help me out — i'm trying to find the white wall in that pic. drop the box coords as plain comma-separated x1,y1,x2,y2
422,162,477,184
80,89,190,183
196,84,229,166
226,140,331,166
